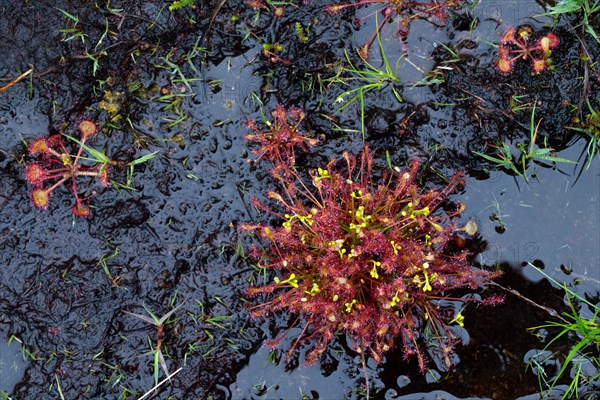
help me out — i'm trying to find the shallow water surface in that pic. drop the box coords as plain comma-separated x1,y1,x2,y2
0,0,598,398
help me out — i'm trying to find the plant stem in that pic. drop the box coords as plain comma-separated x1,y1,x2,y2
359,342,370,400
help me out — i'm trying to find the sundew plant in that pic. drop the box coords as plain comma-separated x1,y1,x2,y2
327,0,464,59
244,143,502,371
496,26,560,74
25,120,108,217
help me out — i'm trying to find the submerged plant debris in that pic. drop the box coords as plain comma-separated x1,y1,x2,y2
0,0,598,399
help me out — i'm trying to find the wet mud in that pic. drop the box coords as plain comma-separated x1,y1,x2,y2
0,0,598,398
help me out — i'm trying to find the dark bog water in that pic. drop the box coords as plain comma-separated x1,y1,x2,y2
0,0,598,398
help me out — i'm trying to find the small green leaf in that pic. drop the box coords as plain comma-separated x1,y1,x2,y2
131,151,158,166
169,0,197,11
535,154,577,163
56,8,79,23
62,134,111,164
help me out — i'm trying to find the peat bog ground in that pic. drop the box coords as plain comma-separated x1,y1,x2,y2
0,0,599,399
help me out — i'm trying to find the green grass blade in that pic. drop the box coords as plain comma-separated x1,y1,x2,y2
472,150,510,165
154,348,160,385
534,154,577,163
143,304,161,324
56,8,79,23
62,134,111,164
123,310,157,326
131,151,158,166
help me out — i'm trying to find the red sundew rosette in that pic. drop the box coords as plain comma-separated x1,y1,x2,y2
496,45,514,74
244,147,502,370
31,188,50,210
28,138,50,155
245,105,317,168
246,0,267,9
272,5,285,17
500,27,517,45
78,119,97,140
72,201,91,217
531,58,548,74
25,163,48,187
99,166,110,187
29,135,67,160
46,134,65,150
497,57,514,74
539,33,559,53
